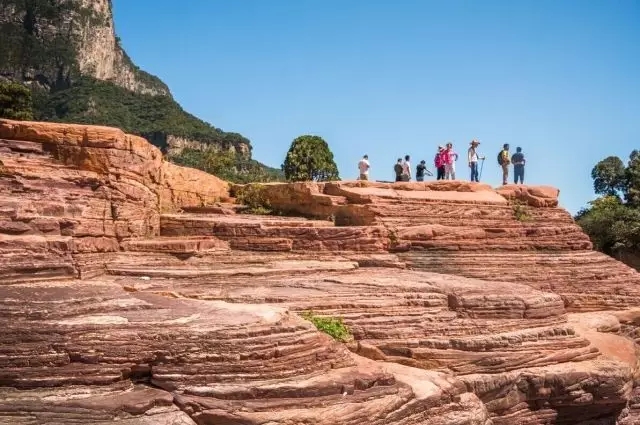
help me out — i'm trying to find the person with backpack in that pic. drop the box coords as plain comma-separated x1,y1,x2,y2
435,146,447,180
401,155,412,181
444,142,458,180
497,143,510,185
511,147,526,184
416,160,431,181
393,158,403,182
467,140,484,182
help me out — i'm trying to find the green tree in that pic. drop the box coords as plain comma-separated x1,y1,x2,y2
576,151,640,266
625,150,640,207
575,196,640,255
0,81,34,120
282,135,339,182
591,156,626,197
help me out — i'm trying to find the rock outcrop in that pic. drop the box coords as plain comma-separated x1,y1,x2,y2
2,119,640,425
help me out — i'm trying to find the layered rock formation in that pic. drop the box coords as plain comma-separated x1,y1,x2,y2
1,119,640,425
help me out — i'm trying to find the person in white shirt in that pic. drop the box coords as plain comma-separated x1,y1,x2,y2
401,155,411,181
467,140,485,182
358,154,370,180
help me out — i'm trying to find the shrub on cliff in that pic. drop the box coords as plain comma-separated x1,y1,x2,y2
234,184,272,214
300,311,352,342
576,151,640,264
282,135,340,182
0,82,34,120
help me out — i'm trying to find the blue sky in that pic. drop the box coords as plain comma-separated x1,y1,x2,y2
112,0,639,213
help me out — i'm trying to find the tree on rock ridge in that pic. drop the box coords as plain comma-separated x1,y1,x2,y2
282,135,340,182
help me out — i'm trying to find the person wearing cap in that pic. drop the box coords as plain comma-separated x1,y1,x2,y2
511,147,526,184
358,154,370,180
498,143,511,185
467,140,485,182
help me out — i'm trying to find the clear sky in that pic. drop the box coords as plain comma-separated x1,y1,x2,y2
112,0,639,214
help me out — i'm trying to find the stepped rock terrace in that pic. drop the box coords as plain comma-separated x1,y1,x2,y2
1,119,640,425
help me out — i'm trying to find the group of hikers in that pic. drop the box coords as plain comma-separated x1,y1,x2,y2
357,140,527,185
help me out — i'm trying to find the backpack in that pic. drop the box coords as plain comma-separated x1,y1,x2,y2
394,163,402,175
497,150,504,165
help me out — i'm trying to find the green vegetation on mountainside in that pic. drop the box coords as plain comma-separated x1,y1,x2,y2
576,152,640,270
171,148,283,184
0,81,33,120
34,76,249,150
30,77,283,182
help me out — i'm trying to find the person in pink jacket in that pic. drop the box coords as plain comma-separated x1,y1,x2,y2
435,146,448,180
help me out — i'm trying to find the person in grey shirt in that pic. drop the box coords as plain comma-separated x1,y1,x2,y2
511,147,526,184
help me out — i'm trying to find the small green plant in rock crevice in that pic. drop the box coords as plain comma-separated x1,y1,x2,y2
300,311,353,342
512,200,532,222
235,184,272,215
388,228,399,245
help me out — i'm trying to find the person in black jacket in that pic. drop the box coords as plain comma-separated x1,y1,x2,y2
416,160,431,181
393,158,403,182
511,147,526,184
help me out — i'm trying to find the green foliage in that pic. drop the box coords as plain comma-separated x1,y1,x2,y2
591,156,626,197
33,77,284,181
300,311,352,342
625,150,640,207
512,200,531,222
575,196,640,255
0,81,34,120
576,152,640,265
171,148,283,184
234,184,272,214
282,135,339,182
35,76,243,145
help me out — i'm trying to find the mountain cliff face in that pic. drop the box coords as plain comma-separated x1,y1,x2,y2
0,0,281,181
74,0,170,96
0,0,167,95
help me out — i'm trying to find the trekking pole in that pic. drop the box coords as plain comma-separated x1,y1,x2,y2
479,158,485,181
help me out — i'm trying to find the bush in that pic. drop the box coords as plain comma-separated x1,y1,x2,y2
512,200,531,222
282,135,339,182
300,311,352,342
0,81,34,120
235,184,272,214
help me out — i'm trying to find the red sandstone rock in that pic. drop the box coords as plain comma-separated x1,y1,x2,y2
2,119,640,425
496,184,560,207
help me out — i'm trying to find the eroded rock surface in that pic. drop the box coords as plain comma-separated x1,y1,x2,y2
1,120,640,425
